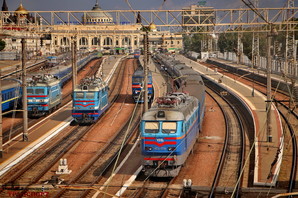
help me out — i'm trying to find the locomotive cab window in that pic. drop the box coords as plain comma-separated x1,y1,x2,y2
144,122,159,133
27,88,34,94
162,122,177,134
86,92,95,99
75,92,84,99
132,77,142,83
36,89,44,94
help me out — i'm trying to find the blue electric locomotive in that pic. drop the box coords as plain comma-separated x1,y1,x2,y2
1,79,22,112
141,55,205,177
132,68,154,103
27,74,62,117
46,56,58,67
133,50,141,59
72,77,109,124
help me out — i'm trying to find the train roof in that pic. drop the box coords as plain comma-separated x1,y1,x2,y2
1,78,21,90
27,74,60,87
156,53,205,100
74,77,107,92
132,68,152,77
142,92,198,121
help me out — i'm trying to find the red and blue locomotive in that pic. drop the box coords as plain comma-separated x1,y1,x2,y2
72,77,109,124
27,74,61,117
141,54,205,177
132,68,154,103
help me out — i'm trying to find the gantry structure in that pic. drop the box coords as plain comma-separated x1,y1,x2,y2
0,3,297,75
1,7,297,33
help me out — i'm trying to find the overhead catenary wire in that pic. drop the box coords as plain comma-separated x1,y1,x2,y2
102,61,144,197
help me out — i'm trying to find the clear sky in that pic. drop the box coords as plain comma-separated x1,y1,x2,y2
4,0,287,11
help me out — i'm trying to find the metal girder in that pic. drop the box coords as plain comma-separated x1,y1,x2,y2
0,7,297,34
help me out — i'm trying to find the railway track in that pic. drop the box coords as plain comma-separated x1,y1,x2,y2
206,88,245,198
51,59,142,198
202,59,298,196
0,57,128,197
1,58,103,145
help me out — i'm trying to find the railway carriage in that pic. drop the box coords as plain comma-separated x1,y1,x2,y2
132,68,154,103
1,79,22,112
72,77,109,124
141,54,205,177
27,74,62,117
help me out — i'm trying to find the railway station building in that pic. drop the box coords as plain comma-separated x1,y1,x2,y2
1,0,183,59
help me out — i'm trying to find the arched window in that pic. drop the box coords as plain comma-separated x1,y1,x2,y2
103,37,113,46
61,37,69,46
122,37,131,46
79,37,88,45
92,37,100,45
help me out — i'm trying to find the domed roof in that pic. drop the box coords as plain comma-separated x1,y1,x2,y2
15,3,28,15
85,2,113,20
149,23,157,31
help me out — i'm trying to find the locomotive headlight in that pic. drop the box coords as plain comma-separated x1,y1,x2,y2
28,99,33,102
168,147,176,151
145,147,152,151
73,107,80,110
90,107,95,109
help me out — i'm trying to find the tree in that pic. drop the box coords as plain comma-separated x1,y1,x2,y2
183,33,203,53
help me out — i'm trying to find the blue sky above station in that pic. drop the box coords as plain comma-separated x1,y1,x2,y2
5,0,287,11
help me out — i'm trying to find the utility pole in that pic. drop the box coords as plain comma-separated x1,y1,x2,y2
72,36,77,89
143,31,149,112
22,38,28,141
266,25,277,143
252,0,260,68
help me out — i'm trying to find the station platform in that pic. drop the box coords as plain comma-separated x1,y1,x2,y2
208,57,298,85
176,55,283,187
0,55,124,178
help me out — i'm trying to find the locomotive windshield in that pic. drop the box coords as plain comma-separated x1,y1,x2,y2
75,92,84,99
27,88,45,94
162,122,177,134
36,89,45,94
86,92,95,99
144,122,159,133
132,77,142,83
27,88,34,94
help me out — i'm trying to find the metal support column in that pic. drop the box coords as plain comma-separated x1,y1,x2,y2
143,31,149,112
22,38,28,141
72,37,77,90
266,25,277,142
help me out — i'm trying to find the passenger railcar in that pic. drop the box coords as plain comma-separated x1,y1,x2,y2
1,79,22,112
27,74,62,117
141,54,205,177
132,68,154,103
72,77,109,124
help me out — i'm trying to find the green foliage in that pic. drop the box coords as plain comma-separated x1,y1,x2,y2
183,33,203,53
218,32,237,53
0,39,5,51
